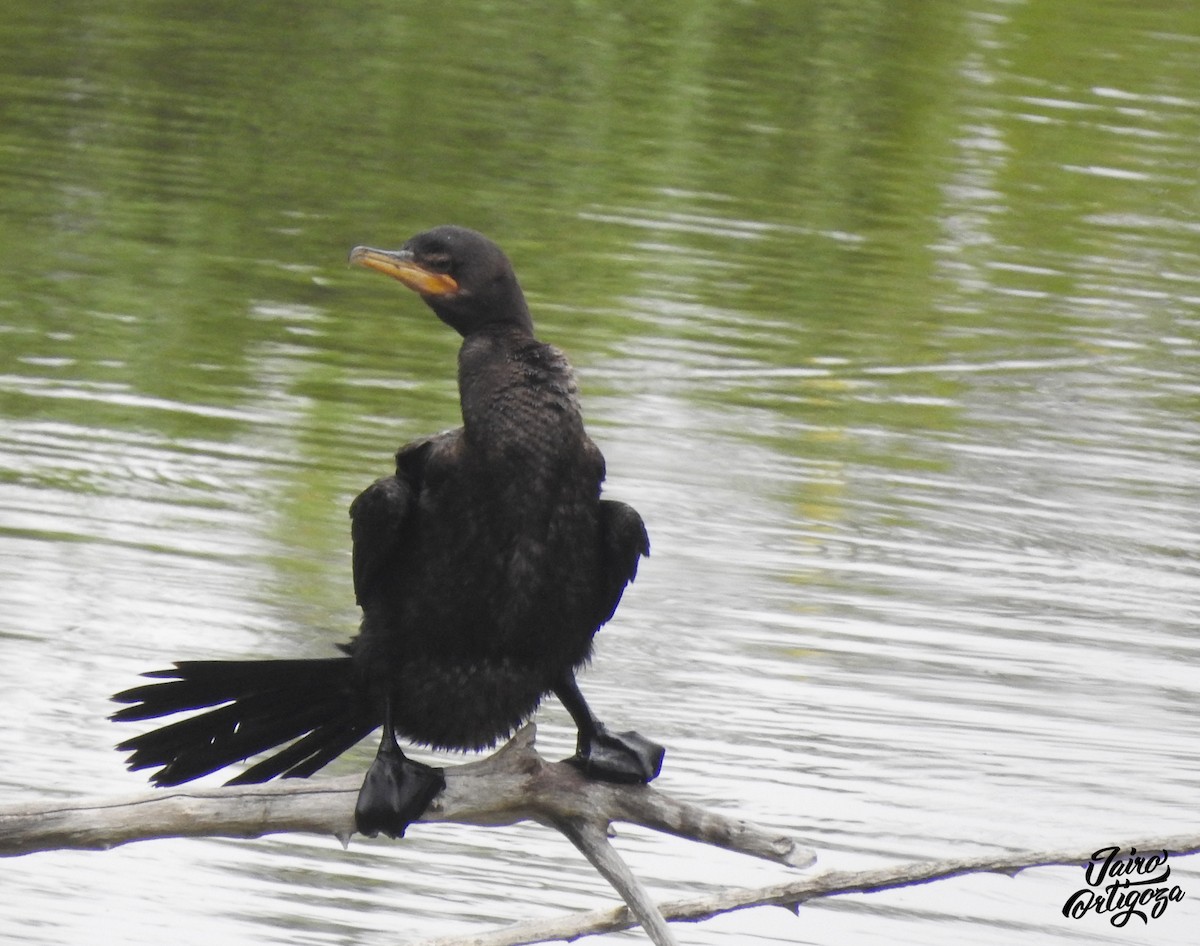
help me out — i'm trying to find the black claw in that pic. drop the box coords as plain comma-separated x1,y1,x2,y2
354,740,445,839
568,725,665,784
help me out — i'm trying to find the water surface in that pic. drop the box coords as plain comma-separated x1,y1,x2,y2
1,1,1198,943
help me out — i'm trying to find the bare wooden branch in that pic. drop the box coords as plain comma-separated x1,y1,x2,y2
0,724,813,944
412,835,1200,946
0,726,809,867
556,816,680,946
4,726,1195,945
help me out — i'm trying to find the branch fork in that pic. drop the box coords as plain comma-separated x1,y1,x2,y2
4,728,1198,943
0,725,814,945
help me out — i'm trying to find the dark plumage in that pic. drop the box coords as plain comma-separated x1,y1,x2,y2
112,226,663,837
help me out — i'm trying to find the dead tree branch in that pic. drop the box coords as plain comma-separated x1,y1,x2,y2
412,834,1200,946
0,725,812,946
11,725,1182,945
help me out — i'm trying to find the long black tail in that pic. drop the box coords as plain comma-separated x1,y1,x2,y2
111,658,378,787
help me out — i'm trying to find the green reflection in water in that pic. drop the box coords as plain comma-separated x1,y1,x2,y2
1,0,1198,623
2,1,1200,940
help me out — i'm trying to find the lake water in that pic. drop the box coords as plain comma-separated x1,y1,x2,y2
1,1,1198,944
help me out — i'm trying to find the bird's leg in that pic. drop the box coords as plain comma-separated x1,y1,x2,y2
553,672,664,784
354,696,445,839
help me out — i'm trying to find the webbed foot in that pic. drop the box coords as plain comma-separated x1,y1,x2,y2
355,738,445,839
568,724,665,784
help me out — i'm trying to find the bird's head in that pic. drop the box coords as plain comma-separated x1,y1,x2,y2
350,226,533,337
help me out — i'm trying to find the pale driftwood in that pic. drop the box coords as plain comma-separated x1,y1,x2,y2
415,835,1200,946
0,725,813,946
0,726,809,863
15,726,1191,946
557,816,681,946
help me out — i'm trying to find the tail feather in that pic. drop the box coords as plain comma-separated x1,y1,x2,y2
111,659,350,720
228,719,375,783
111,657,375,787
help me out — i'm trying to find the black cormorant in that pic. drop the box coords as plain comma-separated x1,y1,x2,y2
112,226,664,838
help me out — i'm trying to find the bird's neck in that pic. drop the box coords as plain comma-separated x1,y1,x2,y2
456,327,583,453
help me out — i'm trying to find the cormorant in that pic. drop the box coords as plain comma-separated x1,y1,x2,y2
112,226,664,838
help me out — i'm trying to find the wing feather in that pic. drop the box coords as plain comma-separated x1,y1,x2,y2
595,499,650,626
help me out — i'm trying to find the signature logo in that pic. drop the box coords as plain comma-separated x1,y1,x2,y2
1062,846,1185,927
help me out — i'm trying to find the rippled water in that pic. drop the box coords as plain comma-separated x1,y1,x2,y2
2,2,1199,944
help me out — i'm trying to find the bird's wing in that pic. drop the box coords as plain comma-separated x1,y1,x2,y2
349,433,454,608
349,474,414,608
595,499,651,626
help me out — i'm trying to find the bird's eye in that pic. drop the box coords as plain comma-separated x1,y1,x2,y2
423,252,453,273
